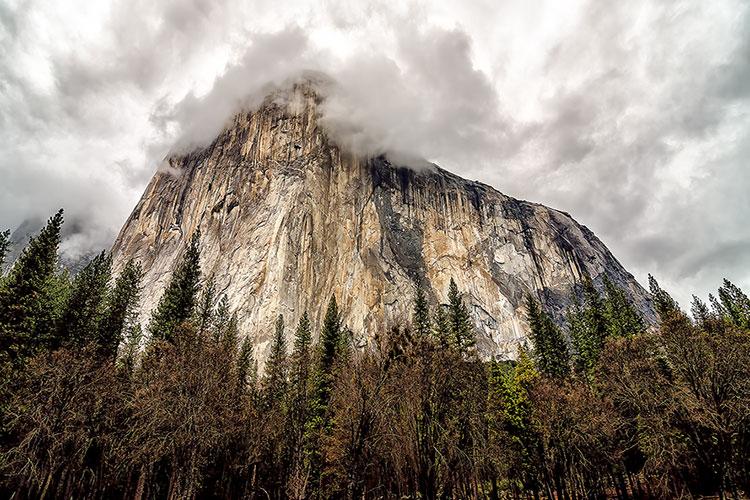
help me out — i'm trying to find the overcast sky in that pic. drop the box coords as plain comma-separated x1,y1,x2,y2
1,0,748,307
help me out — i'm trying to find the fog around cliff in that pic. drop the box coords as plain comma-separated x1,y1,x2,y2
1,0,749,306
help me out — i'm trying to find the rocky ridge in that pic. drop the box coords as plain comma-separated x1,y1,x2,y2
111,82,654,363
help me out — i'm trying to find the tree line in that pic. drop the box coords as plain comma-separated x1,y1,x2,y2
0,210,748,499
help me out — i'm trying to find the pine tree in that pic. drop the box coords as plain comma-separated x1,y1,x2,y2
433,305,451,348
527,294,570,379
305,296,343,486
98,259,143,360
148,230,201,343
0,229,10,272
447,278,475,354
56,251,112,349
0,209,64,363
691,295,712,329
195,275,216,336
582,276,607,344
293,311,312,357
413,285,431,337
602,275,644,338
319,297,342,374
237,336,255,394
717,279,750,329
567,300,594,376
263,314,288,404
648,274,680,321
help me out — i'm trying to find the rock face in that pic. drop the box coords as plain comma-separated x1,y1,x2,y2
111,82,653,363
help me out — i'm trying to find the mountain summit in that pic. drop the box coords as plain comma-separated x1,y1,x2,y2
111,81,653,360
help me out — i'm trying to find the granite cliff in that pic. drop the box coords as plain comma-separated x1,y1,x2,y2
111,82,653,362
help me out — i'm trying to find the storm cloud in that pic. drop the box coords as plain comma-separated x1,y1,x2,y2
1,0,748,306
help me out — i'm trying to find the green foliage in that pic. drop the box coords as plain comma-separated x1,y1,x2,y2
413,284,431,337
570,276,644,378
432,304,451,348
447,278,475,353
263,314,288,404
648,274,680,320
237,336,255,394
0,209,65,365
305,296,343,489
98,259,142,360
716,278,750,328
293,311,312,356
57,251,112,349
148,230,201,343
488,347,539,486
602,275,644,338
527,294,570,379
3,207,749,500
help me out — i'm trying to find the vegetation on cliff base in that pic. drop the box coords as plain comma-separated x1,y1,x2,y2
0,211,748,499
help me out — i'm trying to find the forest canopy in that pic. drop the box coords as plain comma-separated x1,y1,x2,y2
0,210,748,499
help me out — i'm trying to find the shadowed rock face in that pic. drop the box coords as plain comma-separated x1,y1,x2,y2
111,82,654,364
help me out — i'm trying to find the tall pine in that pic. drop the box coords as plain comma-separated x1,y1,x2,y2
602,275,644,338
98,259,143,360
305,296,343,488
56,251,112,349
0,209,64,363
527,294,570,379
148,230,201,343
413,285,431,337
716,279,750,329
263,314,288,404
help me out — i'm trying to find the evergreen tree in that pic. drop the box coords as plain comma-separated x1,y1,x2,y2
195,275,217,336
648,274,680,321
602,275,644,338
447,278,475,353
433,305,451,348
567,300,594,376
0,209,64,363
56,251,112,349
148,230,201,343
527,295,570,379
263,314,288,404
0,229,10,272
582,276,607,344
98,259,143,360
293,311,312,358
413,284,431,337
319,297,342,375
716,279,750,329
305,296,343,487
237,336,255,394
691,295,712,329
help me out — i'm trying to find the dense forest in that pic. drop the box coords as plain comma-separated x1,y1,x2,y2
0,210,748,499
